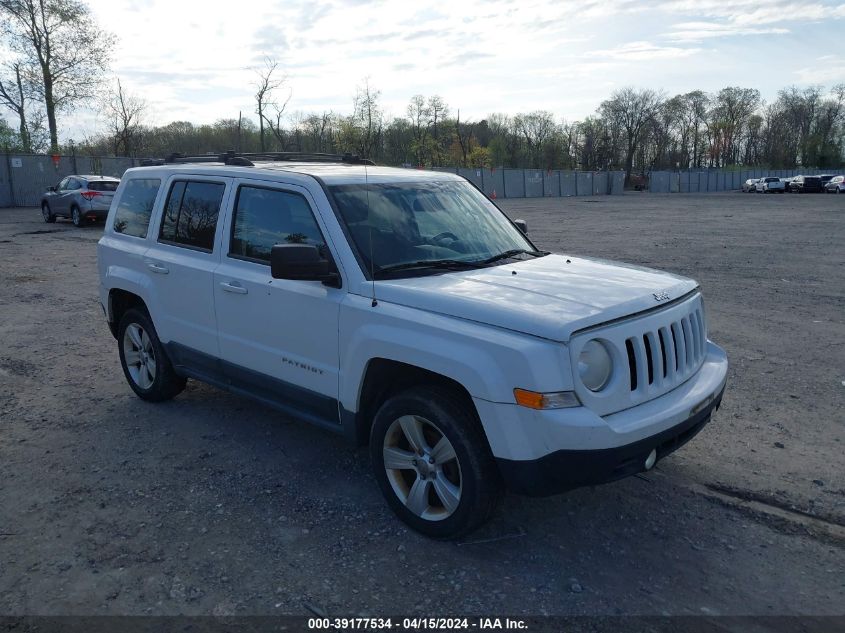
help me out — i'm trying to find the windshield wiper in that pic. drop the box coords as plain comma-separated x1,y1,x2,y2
376,259,484,276
480,249,549,265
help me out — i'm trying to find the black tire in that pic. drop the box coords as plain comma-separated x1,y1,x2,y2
369,385,502,539
71,205,84,227
41,203,55,223
117,308,186,402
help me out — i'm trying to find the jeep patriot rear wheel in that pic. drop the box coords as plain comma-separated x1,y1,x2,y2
369,385,502,539
118,308,186,401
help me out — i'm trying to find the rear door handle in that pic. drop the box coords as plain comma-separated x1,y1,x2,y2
219,281,248,295
146,262,169,274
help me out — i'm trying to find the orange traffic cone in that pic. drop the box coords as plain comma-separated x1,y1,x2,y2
491,189,497,200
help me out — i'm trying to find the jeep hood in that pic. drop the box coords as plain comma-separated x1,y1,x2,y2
368,254,698,342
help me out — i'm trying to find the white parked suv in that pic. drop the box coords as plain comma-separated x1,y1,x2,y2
98,152,728,538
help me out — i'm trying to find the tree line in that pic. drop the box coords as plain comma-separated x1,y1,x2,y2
2,1,844,185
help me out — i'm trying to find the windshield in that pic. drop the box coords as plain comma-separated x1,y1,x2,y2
328,181,538,278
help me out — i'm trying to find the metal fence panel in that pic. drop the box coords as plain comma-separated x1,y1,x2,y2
610,171,625,194
561,171,576,196
576,172,592,196
593,172,608,195
649,171,670,193
525,170,544,197
670,173,680,193
0,155,11,207
457,168,483,189
543,170,560,197
503,169,525,198
481,168,504,198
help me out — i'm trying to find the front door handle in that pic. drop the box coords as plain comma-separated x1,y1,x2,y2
219,281,248,295
146,262,169,274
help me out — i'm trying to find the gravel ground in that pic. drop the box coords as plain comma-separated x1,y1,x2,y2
0,192,843,617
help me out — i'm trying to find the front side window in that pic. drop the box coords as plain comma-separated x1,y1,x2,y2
328,180,536,277
57,177,70,190
113,178,161,238
67,178,82,190
230,186,326,263
159,180,225,252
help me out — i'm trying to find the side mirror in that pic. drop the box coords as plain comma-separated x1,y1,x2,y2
513,219,528,234
270,244,339,286
46,185,56,192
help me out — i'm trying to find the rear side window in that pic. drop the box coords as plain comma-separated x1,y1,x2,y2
159,180,225,252
113,178,161,238
88,181,119,192
229,186,326,263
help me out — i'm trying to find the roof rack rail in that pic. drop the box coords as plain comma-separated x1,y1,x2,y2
159,150,375,167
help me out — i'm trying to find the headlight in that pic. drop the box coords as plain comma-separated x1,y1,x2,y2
578,339,613,391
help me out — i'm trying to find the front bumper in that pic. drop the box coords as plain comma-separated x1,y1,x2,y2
473,341,728,496
496,384,723,496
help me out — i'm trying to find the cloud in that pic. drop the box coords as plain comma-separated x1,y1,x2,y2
251,24,290,57
585,40,702,61
439,51,496,67
665,20,790,41
794,54,845,83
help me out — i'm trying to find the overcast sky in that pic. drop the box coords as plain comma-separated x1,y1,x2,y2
62,0,845,139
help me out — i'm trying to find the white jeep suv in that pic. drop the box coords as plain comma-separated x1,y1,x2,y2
98,152,728,539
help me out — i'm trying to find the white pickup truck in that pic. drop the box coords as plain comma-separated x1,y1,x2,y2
98,153,728,538
756,177,786,193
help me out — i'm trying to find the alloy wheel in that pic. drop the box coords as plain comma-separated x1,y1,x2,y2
382,415,462,521
122,323,157,389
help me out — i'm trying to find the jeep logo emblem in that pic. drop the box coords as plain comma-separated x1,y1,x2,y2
653,291,670,301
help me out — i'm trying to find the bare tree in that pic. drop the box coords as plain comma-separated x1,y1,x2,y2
514,110,556,168
407,94,430,165
349,78,382,158
0,61,33,150
600,88,664,183
103,79,146,156
0,0,115,151
253,56,290,152
427,95,448,164
454,109,475,167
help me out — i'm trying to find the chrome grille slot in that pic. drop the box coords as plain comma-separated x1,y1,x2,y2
571,293,709,416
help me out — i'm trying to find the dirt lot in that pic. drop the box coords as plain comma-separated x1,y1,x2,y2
0,192,843,617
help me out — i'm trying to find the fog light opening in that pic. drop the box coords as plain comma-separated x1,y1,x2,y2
644,449,657,471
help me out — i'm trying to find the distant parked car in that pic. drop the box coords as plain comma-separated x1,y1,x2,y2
756,177,785,193
824,175,844,193
788,175,824,193
781,177,794,191
742,178,758,192
41,175,121,227
819,175,835,188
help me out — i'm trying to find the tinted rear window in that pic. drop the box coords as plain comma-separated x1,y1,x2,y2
805,177,821,183
88,181,119,192
113,179,161,238
159,180,225,252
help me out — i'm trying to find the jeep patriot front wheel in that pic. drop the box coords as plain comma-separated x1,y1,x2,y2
370,385,502,539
